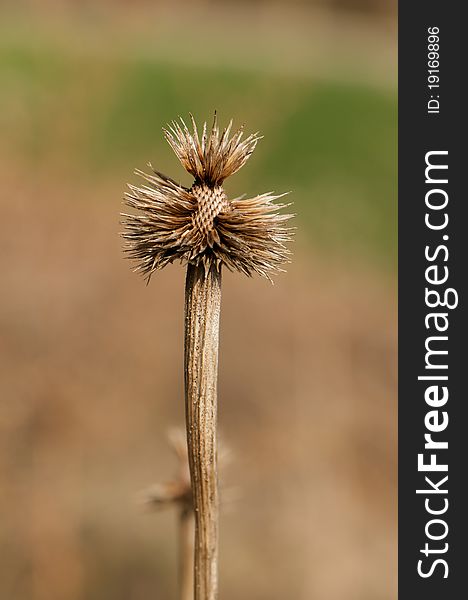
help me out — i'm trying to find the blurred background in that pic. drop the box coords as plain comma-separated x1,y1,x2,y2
0,1,396,599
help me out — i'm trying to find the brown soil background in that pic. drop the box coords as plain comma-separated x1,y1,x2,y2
0,171,396,600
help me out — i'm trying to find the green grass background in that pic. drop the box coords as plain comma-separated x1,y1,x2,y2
0,26,396,267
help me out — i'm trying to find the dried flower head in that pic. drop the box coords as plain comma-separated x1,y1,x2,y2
122,114,293,282
141,428,232,511
142,429,191,509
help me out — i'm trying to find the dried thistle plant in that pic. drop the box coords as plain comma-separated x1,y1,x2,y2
122,114,292,281
122,114,293,600
142,430,193,600
142,429,232,600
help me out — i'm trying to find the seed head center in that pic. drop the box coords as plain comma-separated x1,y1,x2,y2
191,184,230,238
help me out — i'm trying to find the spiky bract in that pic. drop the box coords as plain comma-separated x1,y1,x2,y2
122,115,293,282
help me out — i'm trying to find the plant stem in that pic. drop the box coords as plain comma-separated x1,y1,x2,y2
184,263,221,600
179,504,195,600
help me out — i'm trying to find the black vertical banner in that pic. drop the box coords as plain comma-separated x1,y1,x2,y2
399,2,467,599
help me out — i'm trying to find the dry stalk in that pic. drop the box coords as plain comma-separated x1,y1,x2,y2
144,428,232,600
184,264,221,599
122,114,293,600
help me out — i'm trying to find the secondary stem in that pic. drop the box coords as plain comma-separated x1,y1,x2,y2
184,263,221,600
179,503,195,600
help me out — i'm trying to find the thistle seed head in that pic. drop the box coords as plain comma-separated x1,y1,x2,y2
122,114,294,282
